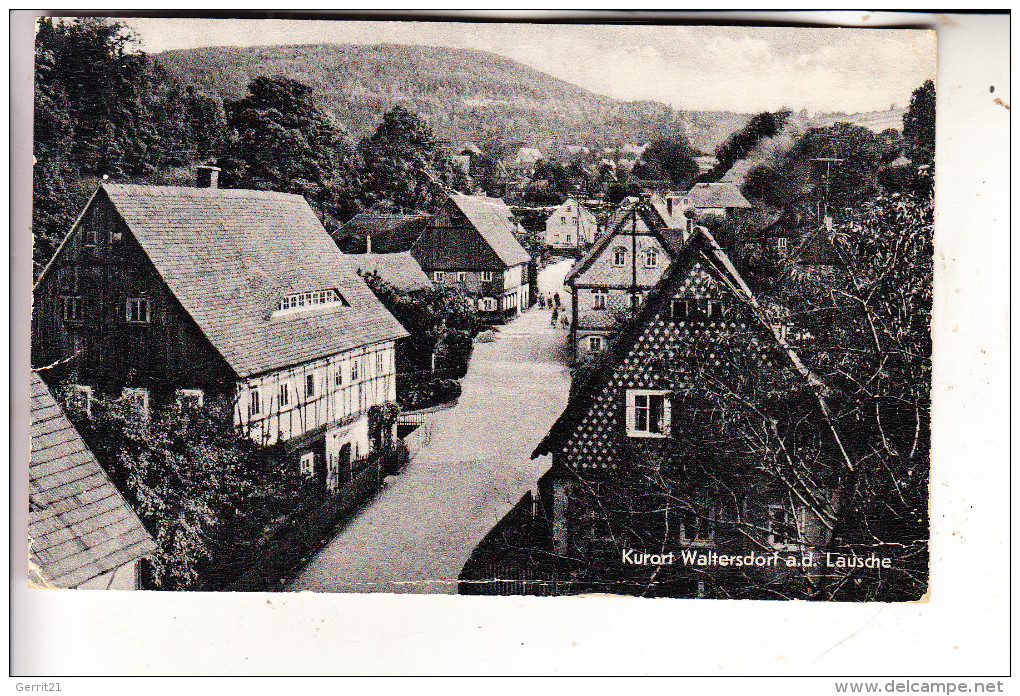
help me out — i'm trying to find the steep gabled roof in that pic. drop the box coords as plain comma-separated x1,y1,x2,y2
446,194,532,268
29,372,156,588
534,227,828,458
336,213,428,253
96,184,408,378
687,182,753,209
346,251,433,292
564,200,685,287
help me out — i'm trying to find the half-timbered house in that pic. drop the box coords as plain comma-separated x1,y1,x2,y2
411,194,531,319
31,175,408,491
532,227,840,595
564,198,685,360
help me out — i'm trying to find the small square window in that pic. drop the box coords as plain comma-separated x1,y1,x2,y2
593,291,608,310
176,388,204,409
588,336,603,351
480,271,494,282
300,451,315,478
627,389,671,438
125,298,151,323
456,271,466,283
434,271,445,282
768,505,803,551
69,384,92,418
122,387,150,421
613,247,627,266
61,296,84,322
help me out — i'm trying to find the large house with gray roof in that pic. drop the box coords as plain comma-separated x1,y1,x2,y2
32,173,408,491
412,194,532,319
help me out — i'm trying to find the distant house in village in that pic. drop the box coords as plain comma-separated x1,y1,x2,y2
345,251,433,293
505,147,543,181
31,172,408,492
29,371,156,589
685,182,753,218
532,227,838,589
333,212,429,254
694,155,719,173
544,198,598,252
412,194,531,319
565,198,685,360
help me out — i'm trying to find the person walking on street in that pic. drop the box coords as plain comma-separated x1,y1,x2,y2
551,306,558,326
554,292,561,308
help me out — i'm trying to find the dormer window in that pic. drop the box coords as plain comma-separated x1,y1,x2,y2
275,289,348,315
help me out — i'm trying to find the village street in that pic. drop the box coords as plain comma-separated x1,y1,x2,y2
287,258,575,593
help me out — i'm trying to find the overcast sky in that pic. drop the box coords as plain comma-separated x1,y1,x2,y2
116,17,936,114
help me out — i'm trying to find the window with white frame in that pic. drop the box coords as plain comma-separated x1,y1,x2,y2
433,271,445,282
122,387,150,421
613,247,627,266
678,505,717,547
376,352,384,375
456,271,466,283
276,289,348,312
480,271,493,282
767,504,804,551
248,387,261,418
593,290,609,310
560,216,567,223
82,226,98,247
776,237,788,254
626,389,671,437
69,384,92,418
588,335,603,352
300,451,315,477
351,359,359,382
125,297,151,323
482,297,497,311
306,373,316,398
61,296,84,322
645,248,658,268
565,235,572,244
279,382,290,407
176,388,204,409
571,217,577,225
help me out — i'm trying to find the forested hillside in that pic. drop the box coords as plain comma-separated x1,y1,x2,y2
155,43,749,152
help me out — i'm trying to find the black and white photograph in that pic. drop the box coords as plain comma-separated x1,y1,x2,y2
11,9,1010,680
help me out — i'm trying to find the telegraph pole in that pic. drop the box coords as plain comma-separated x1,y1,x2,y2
811,156,844,222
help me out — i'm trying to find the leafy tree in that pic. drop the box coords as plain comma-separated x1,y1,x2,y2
32,17,230,276
742,122,881,212
630,136,699,188
705,109,792,182
220,76,362,229
903,79,935,168
358,105,466,214
64,391,304,590
357,270,478,373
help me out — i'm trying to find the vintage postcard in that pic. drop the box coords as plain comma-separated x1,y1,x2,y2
25,15,938,606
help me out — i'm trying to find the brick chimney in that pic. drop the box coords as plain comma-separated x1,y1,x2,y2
196,165,220,189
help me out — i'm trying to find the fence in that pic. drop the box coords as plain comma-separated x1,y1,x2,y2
224,458,385,592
